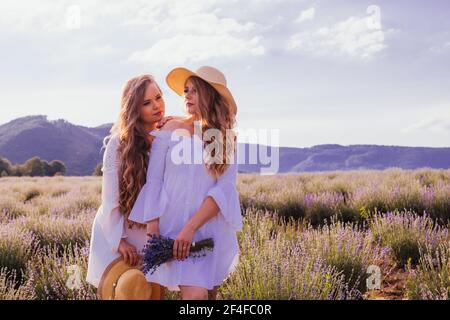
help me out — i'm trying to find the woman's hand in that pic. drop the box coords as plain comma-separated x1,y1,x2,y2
156,116,173,129
173,225,196,261
156,116,185,129
118,239,140,266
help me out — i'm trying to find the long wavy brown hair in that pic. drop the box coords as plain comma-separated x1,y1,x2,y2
108,74,162,228
187,76,237,178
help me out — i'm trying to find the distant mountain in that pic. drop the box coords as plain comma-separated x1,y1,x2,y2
0,115,449,175
237,143,450,173
0,115,111,175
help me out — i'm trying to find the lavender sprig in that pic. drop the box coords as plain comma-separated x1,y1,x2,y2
141,234,214,275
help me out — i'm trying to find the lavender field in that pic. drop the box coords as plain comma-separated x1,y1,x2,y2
1,168,449,300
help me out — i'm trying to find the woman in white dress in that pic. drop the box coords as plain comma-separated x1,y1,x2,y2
86,74,173,299
129,66,243,300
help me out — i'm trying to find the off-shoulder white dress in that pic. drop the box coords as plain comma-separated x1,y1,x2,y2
86,135,147,288
129,129,243,291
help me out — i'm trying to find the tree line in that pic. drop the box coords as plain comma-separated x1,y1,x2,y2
0,156,66,177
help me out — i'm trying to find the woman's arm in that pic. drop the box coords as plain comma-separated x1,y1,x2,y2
141,122,186,237
184,197,219,232
173,197,219,261
128,130,171,238
95,135,139,265
147,219,160,237
174,158,243,260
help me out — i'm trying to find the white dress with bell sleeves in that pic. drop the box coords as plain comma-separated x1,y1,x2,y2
128,129,243,291
86,135,147,288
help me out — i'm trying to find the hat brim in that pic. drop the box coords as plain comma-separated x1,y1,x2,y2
166,67,237,116
98,257,142,300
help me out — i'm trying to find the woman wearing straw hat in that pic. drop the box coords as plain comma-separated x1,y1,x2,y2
86,74,175,299
129,66,243,300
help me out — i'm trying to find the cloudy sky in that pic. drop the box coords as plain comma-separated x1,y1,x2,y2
0,0,449,148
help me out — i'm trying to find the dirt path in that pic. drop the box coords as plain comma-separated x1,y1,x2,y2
364,267,410,300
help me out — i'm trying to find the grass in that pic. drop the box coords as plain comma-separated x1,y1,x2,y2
0,224,37,281
23,244,97,300
0,169,448,300
0,268,28,300
13,214,92,254
406,242,450,299
23,188,42,202
369,210,449,267
221,209,366,299
238,168,450,224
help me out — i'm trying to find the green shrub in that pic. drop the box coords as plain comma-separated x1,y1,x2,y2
23,188,42,202
15,215,90,254
0,224,36,280
406,242,450,299
0,268,29,300
370,210,448,267
23,244,97,300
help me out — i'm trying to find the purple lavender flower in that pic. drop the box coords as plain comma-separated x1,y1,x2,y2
141,234,214,275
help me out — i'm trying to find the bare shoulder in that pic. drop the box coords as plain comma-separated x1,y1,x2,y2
166,115,185,121
160,118,187,132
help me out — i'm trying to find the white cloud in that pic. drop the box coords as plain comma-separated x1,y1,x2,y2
0,1,241,34
91,45,116,56
128,34,264,65
294,7,315,23
0,0,266,66
126,3,266,65
151,13,257,36
288,16,389,60
0,0,66,33
403,116,450,133
429,41,450,54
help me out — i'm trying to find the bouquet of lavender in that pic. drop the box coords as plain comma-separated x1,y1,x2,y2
141,234,214,275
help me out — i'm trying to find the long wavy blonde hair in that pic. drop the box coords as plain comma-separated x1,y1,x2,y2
109,74,162,228
188,76,237,178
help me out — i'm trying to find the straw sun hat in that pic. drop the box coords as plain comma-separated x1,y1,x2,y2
97,257,161,300
166,65,237,116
